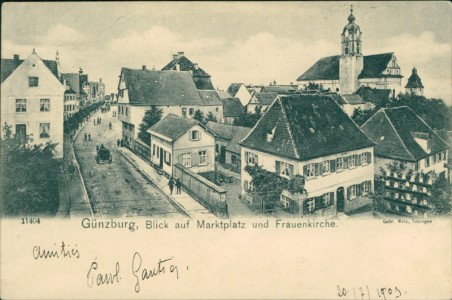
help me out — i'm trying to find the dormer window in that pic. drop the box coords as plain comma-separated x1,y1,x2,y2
411,131,431,154
29,77,39,87
266,125,276,142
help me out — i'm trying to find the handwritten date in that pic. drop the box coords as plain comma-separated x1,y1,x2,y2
337,285,406,300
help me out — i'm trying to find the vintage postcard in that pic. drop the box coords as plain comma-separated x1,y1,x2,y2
1,1,451,299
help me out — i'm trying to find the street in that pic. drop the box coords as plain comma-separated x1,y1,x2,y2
73,107,186,218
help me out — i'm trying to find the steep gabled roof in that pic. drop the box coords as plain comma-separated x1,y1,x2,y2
361,106,448,161
296,55,340,81
198,90,223,106
240,94,374,161
405,68,424,88
222,97,244,118
148,114,198,141
254,92,279,105
297,53,401,81
358,53,398,79
1,57,59,83
227,83,244,96
162,55,211,77
121,68,203,106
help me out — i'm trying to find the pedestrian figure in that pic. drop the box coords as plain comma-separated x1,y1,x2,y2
168,177,175,195
109,122,112,130
84,132,87,141
68,162,76,180
176,178,182,194
117,139,120,147
96,144,100,151
88,133,91,141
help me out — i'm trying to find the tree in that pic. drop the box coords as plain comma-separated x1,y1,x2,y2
1,124,60,217
234,106,263,128
138,106,163,145
389,94,452,130
351,107,377,126
429,176,451,215
193,109,206,125
206,111,217,123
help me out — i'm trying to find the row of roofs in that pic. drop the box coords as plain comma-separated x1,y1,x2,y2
239,93,448,163
142,92,447,166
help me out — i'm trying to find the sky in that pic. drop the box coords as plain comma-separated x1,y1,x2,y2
2,2,451,103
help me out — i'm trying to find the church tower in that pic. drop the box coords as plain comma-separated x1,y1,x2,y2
405,67,424,96
339,6,364,94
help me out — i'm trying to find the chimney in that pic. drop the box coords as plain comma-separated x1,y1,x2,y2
173,54,178,60
142,65,146,70
13,54,19,70
177,51,184,58
194,63,199,70
99,78,102,83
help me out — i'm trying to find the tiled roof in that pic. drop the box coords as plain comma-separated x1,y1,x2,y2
254,92,279,105
260,85,297,94
356,86,391,107
206,121,237,140
198,90,223,106
297,53,400,81
240,94,374,161
121,68,203,106
1,57,59,83
405,68,424,88
148,114,197,141
341,94,365,105
226,126,251,154
162,55,214,90
217,90,232,99
361,106,448,161
222,97,244,118
227,83,244,96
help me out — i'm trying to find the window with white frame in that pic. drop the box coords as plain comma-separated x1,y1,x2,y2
16,99,27,112
425,156,430,167
323,193,331,206
245,151,258,165
307,199,315,212
279,161,294,177
362,181,371,195
280,195,290,209
349,155,356,168
442,151,446,161
198,150,207,165
336,157,343,171
361,153,368,165
349,185,356,199
190,130,200,141
414,161,420,171
182,153,191,167
304,163,315,178
322,160,330,174
244,180,254,193
40,99,50,112
39,123,50,138
189,108,194,115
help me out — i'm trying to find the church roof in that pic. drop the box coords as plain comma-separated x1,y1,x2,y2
297,53,401,81
240,94,375,161
405,68,424,88
361,106,448,161
1,56,59,83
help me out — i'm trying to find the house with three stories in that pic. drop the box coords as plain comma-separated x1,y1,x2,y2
1,50,64,158
239,94,375,216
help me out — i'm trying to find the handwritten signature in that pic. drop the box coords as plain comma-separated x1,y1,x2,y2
86,252,185,293
32,241,80,259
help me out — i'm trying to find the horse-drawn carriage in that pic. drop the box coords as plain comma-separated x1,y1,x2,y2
96,146,112,164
